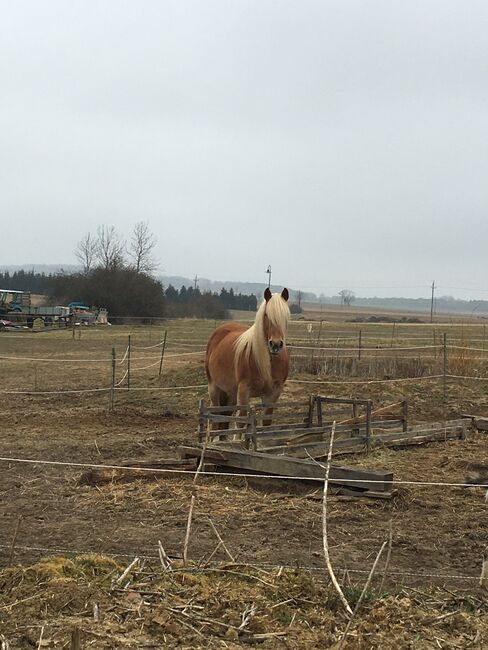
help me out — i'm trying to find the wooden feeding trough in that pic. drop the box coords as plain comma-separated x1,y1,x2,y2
178,395,468,500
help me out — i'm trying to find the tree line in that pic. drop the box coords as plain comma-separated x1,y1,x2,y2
2,222,258,320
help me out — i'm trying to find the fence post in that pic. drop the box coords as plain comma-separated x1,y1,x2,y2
443,333,447,403
198,398,206,443
402,400,408,432
158,330,167,377
358,329,362,360
110,346,116,411
306,395,315,428
127,335,131,391
366,400,372,454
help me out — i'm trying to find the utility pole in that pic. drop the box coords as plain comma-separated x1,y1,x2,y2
266,265,272,289
430,281,436,323
193,275,198,290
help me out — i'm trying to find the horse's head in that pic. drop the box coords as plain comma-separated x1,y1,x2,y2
263,287,289,355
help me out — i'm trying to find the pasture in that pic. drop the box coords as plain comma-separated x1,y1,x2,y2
1,316,488,647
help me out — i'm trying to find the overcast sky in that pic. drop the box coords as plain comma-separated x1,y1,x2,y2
1,1,488,299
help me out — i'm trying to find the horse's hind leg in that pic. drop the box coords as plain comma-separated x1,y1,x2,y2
208,383,232,432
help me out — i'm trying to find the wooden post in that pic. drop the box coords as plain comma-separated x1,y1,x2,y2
248,406,257,451
483,325,486,358
358,329,362,360
306,395,315,428
127,335,131,391
198,399,206,443
71,313,76,340
443,333,447,403
366,400,372,454
352,401,358,437
70,627,81,650
158,330,167,377
402,400,408,432
317,396,323,427
110,347,116,411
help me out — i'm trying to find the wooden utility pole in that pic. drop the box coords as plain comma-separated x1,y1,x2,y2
430,281,436,323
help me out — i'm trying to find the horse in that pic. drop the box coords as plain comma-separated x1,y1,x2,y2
205,287,290,428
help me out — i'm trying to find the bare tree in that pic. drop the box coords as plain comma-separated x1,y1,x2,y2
75,232,98,275
128,221,159,274
96,225,126,271
338,289,355,307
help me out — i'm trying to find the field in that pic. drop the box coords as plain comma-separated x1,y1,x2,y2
1,313,488,648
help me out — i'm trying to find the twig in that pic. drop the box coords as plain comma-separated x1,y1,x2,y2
37,626,44,650
183,435,208,566
1,635,11,650
183,495,196,566
378,519,393,594
158,540,172,571
7,516,22,567
320,422,353,616
239,603,257,630
337,540,388,650
207,517,235,562
113,557,139,588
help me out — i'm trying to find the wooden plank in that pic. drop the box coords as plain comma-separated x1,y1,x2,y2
261,426,465,458
406,419,468,432
317,396,371,406
475,418,488,432
177,445,393,492
336,401,404,427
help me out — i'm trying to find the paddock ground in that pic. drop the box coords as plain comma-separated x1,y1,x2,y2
1,319,488,648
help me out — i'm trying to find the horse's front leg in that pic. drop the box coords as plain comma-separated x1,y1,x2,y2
235,383,250,441
262,386,283,427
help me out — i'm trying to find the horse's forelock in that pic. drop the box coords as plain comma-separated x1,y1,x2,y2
263,293,290,334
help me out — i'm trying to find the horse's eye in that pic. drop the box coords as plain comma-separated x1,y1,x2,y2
279,341,284,348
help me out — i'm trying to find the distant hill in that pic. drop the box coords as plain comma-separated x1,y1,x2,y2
1,265,487,316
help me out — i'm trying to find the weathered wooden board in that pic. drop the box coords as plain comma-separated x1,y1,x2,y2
178,445,393,492
261,425,466,458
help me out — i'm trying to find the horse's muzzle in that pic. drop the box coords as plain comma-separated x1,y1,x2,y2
269,340,284,355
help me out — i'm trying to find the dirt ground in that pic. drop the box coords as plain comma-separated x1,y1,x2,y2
1,322,488,647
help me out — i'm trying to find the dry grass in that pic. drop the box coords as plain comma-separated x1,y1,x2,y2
1,555,488,649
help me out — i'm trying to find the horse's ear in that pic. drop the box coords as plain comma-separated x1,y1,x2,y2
281,288,289,302
264,287,272,302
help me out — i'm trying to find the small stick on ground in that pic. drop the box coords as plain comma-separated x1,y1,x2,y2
37,627,45,650
337,540,388,650
158,541,172,571
207,517,235,562
320,422,353,616
378,519,393,594
1,635,11,650
112,557,139,588
183,435,208,565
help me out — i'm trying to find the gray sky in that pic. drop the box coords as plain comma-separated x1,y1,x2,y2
1,1,488,299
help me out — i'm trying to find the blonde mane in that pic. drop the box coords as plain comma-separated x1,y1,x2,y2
234,292,290,387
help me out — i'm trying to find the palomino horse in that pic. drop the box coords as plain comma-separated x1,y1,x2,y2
205,288,290,428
